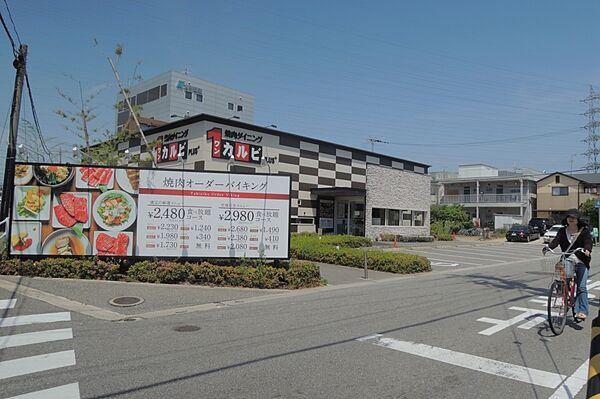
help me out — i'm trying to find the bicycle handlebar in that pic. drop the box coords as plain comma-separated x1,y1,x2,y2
544,247,585,256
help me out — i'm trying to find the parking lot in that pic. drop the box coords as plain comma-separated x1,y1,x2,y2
392,239,547,272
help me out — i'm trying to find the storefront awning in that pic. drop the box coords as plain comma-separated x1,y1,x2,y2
311,187,366,197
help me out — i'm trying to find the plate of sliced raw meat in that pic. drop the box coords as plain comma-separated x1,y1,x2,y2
52,192,91,229
93,231,132,256
76,167,114,189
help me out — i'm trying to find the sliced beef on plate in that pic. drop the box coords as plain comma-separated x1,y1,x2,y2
54,204,77,227
60,193,76,217
73,197,88,223
115,233,129,256
99,169,113,186
96,233,116,252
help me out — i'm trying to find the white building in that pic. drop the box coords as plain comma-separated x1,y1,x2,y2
431,164,544,229
116,71,254,131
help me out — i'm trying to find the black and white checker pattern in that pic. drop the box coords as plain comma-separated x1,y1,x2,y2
115,116,429,232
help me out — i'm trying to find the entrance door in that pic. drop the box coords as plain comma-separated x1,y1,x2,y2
335,201,349,234
350,202,365,236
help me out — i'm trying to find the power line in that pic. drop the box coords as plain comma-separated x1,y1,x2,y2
24,72,51,157
0,9,16,56
2,0,20,45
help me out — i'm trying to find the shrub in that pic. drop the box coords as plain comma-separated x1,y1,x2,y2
0,257,120,280
292,233,371,248
379,233,396,242
291,236,430,274
0,257,323,289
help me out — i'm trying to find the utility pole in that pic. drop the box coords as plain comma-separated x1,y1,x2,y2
368,137,389,152
582,85,600,172
1,44,27,225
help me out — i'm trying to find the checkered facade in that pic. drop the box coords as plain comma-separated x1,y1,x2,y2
116,114,429,233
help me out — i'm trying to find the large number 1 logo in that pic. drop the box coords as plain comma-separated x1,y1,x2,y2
206,128,222,158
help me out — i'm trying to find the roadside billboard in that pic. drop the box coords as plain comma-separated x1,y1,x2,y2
9,163,290,259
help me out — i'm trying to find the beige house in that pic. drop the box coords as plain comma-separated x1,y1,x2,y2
536,172,600,222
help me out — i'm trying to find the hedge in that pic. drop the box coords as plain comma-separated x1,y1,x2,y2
291,234,430,274
0,258,121,280
0,258,324,289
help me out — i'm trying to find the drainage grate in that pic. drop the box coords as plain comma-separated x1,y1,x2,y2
109,296,145,307
173,325,201,332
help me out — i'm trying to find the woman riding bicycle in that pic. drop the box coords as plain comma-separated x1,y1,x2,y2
543,209,593,321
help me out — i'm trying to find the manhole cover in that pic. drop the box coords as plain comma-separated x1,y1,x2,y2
109,296,144,307
173,325,201,332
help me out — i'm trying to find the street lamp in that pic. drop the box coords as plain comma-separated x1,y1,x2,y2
261,156,271,174
227,154,235,172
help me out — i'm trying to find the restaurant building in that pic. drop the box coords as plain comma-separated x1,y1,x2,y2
120,114,431,238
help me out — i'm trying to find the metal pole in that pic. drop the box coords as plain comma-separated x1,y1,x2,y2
363,248,368,279
1,44,27,225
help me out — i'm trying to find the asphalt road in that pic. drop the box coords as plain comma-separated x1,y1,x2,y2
1,239,598,398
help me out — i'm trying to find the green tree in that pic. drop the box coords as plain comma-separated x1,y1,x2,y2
55,43,152,166
430,204,472,233
580,198,599,228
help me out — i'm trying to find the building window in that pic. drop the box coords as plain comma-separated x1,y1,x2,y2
237,105,243,112
136,91,148,106
147,86,160,102
552,187,569,196
555,175,560,184
372,208,385,226
413,211,425,227
386,209,400,226
160,84,167,97
185,91,192,99
196,93,203,102
228,102,234,110
584,186,598,194
402,210,412,226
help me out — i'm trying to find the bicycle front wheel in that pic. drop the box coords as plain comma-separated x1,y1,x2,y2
548,280,567,335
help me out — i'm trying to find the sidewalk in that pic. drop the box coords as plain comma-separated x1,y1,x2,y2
0,261,400,321
0,237,519,321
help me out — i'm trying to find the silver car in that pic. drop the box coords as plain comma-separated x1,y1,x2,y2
543,224,563,243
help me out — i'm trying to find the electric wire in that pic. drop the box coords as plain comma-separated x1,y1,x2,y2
2,0,20,45
24,72,51,157
0,9,16,56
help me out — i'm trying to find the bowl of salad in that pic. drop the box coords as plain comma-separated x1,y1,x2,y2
92,190,137,231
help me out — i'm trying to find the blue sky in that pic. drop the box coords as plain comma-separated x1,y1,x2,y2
1,0,599,175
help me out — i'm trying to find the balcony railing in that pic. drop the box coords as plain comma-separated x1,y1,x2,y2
440,193,524,204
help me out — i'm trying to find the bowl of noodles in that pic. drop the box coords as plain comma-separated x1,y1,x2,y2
33,165,74,187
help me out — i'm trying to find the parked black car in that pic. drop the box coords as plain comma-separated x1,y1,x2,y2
506,225,540,242
528,218,552,233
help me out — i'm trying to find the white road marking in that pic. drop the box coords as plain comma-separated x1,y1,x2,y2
422,257,481,266
5,383,80,399
0,350,76,379
478,307,548,335
0,299,17,309
0,328,73,349
548,360,588,399
0,312,71,328
357,334,566,388
430,261,459,267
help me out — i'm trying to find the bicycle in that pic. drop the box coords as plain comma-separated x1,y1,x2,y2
544,248,583,335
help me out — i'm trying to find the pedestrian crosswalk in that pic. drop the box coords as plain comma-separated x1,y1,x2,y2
0,297,80,399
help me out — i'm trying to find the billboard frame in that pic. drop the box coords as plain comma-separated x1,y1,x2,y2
7,161,291,261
